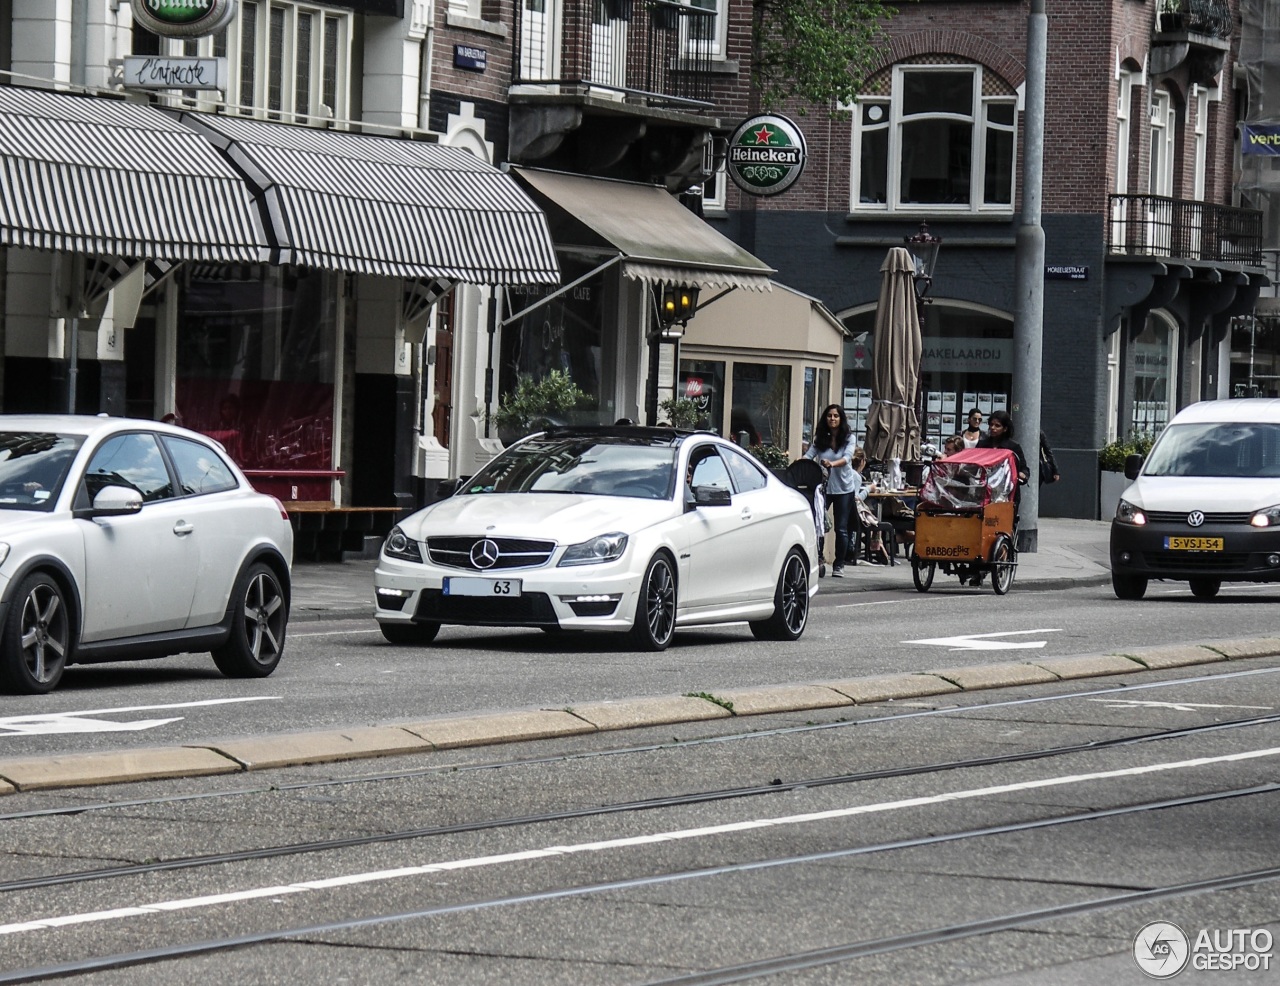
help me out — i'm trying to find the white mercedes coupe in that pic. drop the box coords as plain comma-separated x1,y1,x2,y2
0,415,293,693
374,427,819,650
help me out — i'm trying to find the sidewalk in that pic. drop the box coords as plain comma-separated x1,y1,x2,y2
289,516,1115,622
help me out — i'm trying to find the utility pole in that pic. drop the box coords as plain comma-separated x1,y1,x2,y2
1012,0,1047,552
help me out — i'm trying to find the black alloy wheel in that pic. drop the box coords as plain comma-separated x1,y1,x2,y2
212,563,289,677
751,549,809,641
631,554,677,651
0,572,71,694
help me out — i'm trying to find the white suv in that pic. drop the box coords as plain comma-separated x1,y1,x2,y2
0,415,293,693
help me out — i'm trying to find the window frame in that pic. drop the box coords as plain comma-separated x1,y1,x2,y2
850,63,1018,215
161,0,352,123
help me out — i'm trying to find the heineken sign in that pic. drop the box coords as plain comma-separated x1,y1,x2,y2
132,0,239,38
726,114,807,197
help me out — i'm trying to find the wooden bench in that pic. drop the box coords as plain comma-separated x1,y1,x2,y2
284,502,404,561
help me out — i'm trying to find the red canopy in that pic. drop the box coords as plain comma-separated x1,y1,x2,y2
939,447,1018,469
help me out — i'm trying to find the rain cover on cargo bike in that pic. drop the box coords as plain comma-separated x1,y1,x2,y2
911,447,1019,594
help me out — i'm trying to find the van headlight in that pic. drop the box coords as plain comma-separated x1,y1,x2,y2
1251,504,1280,528
1115,499,1146,526
559,532,628,566
383,526,423,563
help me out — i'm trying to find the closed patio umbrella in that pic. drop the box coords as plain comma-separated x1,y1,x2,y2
863,246,923,465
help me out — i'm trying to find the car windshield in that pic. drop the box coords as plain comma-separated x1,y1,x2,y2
463,438,677,499
1142,422,1280,477
0,432,84,511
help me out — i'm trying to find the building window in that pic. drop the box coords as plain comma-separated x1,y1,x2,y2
1149,88,1175,197
1192,86,1209,201
1132,312,1177,436
731,363,790,448
851,64,1017,214
685,0,724,58
160,1,351,121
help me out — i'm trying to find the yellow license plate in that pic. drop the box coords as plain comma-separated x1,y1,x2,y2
1164,536,1223,551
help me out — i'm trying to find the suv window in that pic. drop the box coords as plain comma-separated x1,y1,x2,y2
162,436,239,495
84,434,174,502
721,445,768,493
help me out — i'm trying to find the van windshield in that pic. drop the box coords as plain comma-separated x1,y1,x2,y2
1143,422,1280,477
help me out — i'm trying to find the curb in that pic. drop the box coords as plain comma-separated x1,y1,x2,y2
1,637,1275,796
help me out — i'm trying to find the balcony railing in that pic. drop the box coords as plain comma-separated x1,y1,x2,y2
1156,0,1231,39
512,0,716,110
1107,195,1263,266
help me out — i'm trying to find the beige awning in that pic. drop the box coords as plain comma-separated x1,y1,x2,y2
511,167,774,291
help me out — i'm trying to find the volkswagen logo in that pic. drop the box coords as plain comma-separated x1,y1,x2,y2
1187,510,1205,528
470,539,500,569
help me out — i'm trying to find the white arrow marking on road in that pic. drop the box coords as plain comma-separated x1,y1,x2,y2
1090,699,1272,713
906,629,1062,651
0,696,280,737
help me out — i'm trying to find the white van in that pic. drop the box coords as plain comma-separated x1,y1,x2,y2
1109,399,1280,600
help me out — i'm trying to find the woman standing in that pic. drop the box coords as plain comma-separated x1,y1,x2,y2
961,408,985,448
805,405,859,577
978,409,1030,492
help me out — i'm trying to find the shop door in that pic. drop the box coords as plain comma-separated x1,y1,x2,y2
432,294,454,447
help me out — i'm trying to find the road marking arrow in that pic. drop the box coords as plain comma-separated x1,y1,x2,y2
1089,699,1272,713
0,696,279,737
905,628,1062,651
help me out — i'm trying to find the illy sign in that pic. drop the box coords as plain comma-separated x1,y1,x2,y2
726,115,807,197
132,0,239,37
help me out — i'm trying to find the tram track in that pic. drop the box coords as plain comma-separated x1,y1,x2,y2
1,781,1277,985
3,705,1279,897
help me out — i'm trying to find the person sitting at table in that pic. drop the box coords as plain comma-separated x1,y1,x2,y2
849,448,896,565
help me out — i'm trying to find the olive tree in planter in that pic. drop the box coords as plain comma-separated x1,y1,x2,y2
492,370,587,445
1098,432,1156,519
658,396,703,430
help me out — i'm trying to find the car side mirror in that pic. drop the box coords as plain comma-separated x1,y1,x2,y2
74,484,143,520
692,485,732,507
1123,454,1144,481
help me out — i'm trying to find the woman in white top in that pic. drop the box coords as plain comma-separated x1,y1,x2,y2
961,408,985,448
805,405,860,577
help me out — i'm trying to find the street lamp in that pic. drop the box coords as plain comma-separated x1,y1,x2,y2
657,282,700,332
904,221,942,300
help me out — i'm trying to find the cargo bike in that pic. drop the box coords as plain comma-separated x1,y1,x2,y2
910,447,1020,594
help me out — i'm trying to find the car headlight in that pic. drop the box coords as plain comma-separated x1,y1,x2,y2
1115,498,1146,526
558,532,629,567
383,526,423,563
1251,504,1280,528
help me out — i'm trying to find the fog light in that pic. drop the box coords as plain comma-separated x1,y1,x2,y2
377,587,410,597
1268,554,1280,568
1119,551,1132,564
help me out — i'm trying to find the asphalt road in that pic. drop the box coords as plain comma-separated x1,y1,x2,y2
1,582,1278,760
1,657,1278,984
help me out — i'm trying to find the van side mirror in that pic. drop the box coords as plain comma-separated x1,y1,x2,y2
1123,454,1144,481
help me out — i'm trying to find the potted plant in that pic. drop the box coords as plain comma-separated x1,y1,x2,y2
1099,431,1156,518
747,442,790,472
492,370,587,445
1158,0,1184,33
658,396,703,430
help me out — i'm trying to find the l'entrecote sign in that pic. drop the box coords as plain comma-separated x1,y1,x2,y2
726,115,807,196
132,0,238,37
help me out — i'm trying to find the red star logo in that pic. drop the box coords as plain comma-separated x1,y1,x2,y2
752,125,774,145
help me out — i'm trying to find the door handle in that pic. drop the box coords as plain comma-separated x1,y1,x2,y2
173,521,194,536
740,509,752,521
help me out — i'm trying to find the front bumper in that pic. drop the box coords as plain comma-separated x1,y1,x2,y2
373,556,643,630
1109,520,1280,581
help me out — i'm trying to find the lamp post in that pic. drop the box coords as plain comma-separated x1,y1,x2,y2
904,222,941,460
646,282,701,423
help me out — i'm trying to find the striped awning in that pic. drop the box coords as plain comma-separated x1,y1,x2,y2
0,87,266,263
179,113,561,286
511,167,775,292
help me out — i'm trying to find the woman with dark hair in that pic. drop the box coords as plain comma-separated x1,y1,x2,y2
962,407,985,448
978,409,1030,487
805,404,859,576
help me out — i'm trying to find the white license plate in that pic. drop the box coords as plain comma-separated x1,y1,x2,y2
443,577,522,597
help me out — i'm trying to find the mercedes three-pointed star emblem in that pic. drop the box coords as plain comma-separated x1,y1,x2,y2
470,538,501,569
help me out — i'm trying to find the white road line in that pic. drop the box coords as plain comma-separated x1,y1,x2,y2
6,744,1280,936
833,600,897,609
292,628,382,638
0,697,279,726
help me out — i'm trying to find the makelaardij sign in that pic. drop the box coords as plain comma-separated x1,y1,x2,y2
726,115,807,197
132,0,239,38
